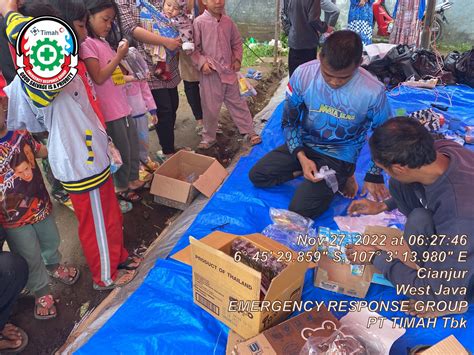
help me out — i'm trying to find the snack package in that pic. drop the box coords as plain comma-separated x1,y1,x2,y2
230,239,287,297
237,73,257,97
317,227,360,264
299,325,385,355
262,208,316,251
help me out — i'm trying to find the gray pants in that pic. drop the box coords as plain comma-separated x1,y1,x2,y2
6,215,61,297
106,116,140,190
320,0,340,27
389,179,435,254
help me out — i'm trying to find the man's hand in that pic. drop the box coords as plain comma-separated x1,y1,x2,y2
232,60,241,72
0,0,18,15
297,152,320,183
202,62,214,75
346,244,379,265
164,37,182,51
362,181,390,201
348,199,387,215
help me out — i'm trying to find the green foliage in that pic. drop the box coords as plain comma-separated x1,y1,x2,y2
242,40,276,67
435,42,472,55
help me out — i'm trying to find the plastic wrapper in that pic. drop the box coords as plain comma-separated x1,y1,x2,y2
230,239,287,297
238,73,257,97
300,325,386,355
317,227,360,264
269,208,313,232
314,166,338,193
107,138,123,174
335,212,406,234
122,47,150,80
262,224,317,252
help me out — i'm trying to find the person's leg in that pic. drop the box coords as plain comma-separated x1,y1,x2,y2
106,118,131,191
223,82,254,135
321,0,340,27
200,73,224,143
0,252,28,329
184,80,203,121
288,48,318,77
68,177,129,287
152,89,176,155
134,115,150,162
32,215,61,269
125,116,140,183
169,87,179,136
388,179,425,217
403,208,436,254
5,226,51,297
249,145,302,187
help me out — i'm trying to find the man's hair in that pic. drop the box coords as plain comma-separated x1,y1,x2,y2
369,117,437,169
320,30,363,70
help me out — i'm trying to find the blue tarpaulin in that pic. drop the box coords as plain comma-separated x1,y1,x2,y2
77,85,474,354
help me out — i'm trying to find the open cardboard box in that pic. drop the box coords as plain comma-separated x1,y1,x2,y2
314,226,418,298
172,232,309,339
417,335,469,355
150,150,228,210
227,308,405,355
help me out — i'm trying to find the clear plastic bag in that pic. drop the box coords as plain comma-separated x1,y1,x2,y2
122,47,150,80
107,137,123,174
314,166,338,193
262,208,316,251
300,325,386,355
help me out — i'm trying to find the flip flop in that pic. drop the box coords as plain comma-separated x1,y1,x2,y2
118,255,143,271
118,200,133,214
0,325,28,354
244,134,262,146
117,190,142,203
197,140,217,150
34,295,57,320
93,269,138,291
47,264,80,285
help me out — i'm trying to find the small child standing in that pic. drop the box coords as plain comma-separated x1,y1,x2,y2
81,0,143,203
137,0,194,80
0,97,79,320
192,0,262,149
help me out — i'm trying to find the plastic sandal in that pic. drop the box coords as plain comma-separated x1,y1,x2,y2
119,200,133,214
197,140,217,150
34,295,56,320
244,134,262,146
118,255,143,271
117,190,142,203
93,269,137,291
0,324,28,354
47,264,80,285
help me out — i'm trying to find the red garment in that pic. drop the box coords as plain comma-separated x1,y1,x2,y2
69,177,129,287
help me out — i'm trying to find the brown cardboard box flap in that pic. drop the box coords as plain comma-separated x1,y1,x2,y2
151,174,191,203
172,232,237,265
420,335,468,355
193,160,228,198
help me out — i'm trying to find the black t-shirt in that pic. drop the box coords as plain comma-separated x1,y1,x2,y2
0,16,17,84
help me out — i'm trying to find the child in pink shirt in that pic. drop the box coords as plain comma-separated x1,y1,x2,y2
81,0,143,203
192,0,262,149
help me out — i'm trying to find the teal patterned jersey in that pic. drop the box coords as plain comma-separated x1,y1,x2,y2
283,60,392,182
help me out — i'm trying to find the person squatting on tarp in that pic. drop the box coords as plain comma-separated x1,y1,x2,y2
249,30,392,220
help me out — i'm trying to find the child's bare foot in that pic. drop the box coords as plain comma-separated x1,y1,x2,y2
341,175,358,199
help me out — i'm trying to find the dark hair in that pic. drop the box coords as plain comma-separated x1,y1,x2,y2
320,30,363,70
21,0,87,38
369,117,437,169
84,0,123,48
10,151,29,170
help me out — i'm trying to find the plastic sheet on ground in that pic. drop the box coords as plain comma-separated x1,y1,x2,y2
77,84,474,354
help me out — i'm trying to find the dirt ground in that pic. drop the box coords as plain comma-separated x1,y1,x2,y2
7,60,286,355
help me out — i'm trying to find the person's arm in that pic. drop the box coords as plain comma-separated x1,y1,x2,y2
362,89,393,200
28,132,48,158
190,20,208,71
116,0,180,50
3,11,60,108
230,20,243,71
82,40,129,85
308,0,328,33
140,81,157,113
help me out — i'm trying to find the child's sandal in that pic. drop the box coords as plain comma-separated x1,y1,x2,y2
48,264,80,285
197,140,217,150
34,295,57,320
244,134,262,146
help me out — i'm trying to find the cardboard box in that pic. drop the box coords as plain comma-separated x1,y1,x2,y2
228,306,339,355
171,232,309,339
314,226,418,298
150,150,228,210
418,335,468,355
